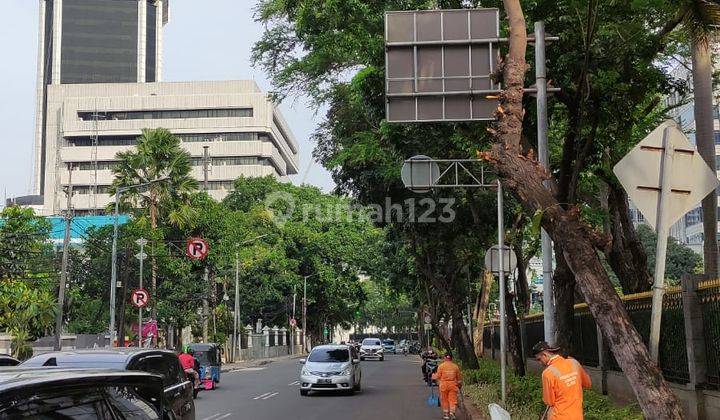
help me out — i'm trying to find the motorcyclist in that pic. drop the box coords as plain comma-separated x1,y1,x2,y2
179,346,200,388
421,346,439,380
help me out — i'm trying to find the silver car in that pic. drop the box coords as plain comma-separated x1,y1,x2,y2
299,345,362,396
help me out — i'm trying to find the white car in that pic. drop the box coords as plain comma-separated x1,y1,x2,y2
299,345,362,396
359,338,384,361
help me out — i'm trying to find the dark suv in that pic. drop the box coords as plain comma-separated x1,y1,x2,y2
0,367,164,418
22,348,194,419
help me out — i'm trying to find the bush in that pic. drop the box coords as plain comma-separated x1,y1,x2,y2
462,358,642,420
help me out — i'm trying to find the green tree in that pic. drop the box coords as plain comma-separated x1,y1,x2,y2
0,280,56,359
111,128,199,325
636,224,702,283
0,205,53,280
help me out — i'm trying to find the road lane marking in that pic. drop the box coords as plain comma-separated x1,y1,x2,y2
262,392,279,400
288,381,300,386
216,414,232,420
201,414,224,420
253,392,273,400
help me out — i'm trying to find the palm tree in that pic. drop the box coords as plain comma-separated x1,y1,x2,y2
671,1,720,276
110,128,198,327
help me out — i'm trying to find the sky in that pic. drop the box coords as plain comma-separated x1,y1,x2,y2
0,0,335,202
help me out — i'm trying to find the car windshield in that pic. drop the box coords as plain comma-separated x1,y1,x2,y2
383,340,394,345
308,348,350,363
362,339,381,346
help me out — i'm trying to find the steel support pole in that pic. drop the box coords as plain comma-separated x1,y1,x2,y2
233,252,240,361
649,127,673,362
292,285,296,355
109,191,120,347
535,21,556,346
497,180,507,404
303,276,308,353
138,241,144,347
55,164,73,351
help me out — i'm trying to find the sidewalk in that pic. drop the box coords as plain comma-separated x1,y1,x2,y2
221,353,306,373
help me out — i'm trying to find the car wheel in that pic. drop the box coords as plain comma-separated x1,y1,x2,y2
360,357,364,361
193,388,199,399
380,356,384,361
353,379,361,392
300,389,309,396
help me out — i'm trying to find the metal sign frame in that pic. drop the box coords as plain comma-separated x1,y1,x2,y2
385,9,501,122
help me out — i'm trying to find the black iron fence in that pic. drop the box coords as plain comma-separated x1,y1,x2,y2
698,279,720,388
482,279,718,387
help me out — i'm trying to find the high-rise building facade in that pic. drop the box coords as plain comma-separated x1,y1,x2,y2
30,1,300,216
43,81,299,215
35,0,168,194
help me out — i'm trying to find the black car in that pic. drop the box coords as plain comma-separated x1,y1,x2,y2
0,367,164,418
22,348,195,419
0,355,19,367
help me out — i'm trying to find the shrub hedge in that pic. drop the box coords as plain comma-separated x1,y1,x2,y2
461,358,643,420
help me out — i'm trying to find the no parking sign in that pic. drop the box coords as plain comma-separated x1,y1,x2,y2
186,237,209,261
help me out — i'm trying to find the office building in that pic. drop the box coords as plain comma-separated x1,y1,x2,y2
42,80,299,215
35,0,169,195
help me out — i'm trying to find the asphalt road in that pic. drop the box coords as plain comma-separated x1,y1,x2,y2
195,353,442,420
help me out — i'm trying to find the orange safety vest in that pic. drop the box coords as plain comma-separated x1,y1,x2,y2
541,356,592,420
434,361,462,384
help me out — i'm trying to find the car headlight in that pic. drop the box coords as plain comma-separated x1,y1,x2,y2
359,349,366,353
341,368,352,376
301,367,310,376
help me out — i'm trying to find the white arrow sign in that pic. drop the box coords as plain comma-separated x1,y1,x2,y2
614,120,719,363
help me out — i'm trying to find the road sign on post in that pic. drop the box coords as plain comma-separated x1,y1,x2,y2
614,120,719,362
290,318,297,327
401,155,440,193
131,288,150,308
385,9,500,122
484,245,518,275
186,238,210,261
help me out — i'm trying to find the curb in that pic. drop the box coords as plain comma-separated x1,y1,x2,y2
221,354,307,373
460,392,487,420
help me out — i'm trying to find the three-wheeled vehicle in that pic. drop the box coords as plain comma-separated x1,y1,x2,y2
188,343,222,390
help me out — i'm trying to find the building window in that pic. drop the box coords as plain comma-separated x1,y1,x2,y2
71,185,112,195
77,108,253,121
714,132,720,145
70,161,118,171
66,132,258,146
190,157,260,166
207,181,235,191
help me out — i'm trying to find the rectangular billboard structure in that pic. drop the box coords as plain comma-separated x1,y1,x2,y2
385,9,500,123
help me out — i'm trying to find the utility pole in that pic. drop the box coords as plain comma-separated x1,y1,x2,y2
303,276,307,353
202,145,210,343
117,244,130,347
232,252,240,361
535,21,556,346
465,266,473,348
136,238,147,347
54,163,73,351
292,284,296,355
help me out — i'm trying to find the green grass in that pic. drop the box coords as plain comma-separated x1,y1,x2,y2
461,358,643,420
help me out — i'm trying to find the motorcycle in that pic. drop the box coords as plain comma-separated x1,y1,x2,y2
185,368,203,399
423,358,441,386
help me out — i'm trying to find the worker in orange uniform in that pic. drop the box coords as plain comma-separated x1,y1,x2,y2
432,353,462,420
533,341,592,420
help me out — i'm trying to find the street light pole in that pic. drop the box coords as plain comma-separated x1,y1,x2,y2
109,178,167,347
303,275,308,353
233,251,239,361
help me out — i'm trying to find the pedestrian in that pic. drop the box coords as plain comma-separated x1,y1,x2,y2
532,341,591,420
432,353,462,420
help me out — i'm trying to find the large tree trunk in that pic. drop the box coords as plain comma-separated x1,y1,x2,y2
606,181,652,294
692,38,718,278
451,308,478,368
552,242,577,353
491,2,684,417
473,270,493,357
504,284,526,376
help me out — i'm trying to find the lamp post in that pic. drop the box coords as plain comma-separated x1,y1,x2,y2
302,273,318,353
231,234,268,361
109,178,168,347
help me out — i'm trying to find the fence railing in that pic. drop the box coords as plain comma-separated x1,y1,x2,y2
483,275,719,389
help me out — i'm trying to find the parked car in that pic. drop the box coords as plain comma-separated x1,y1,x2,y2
22,348,195,419
299,344,361,396
0,354,20,367
0,367,164,418
359,337,384,361
382,339,397,354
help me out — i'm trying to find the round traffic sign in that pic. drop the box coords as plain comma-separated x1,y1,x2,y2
186,237,209,261
401,155,440,193
290,318,297,327
484,245,518,275
131,288,150,308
